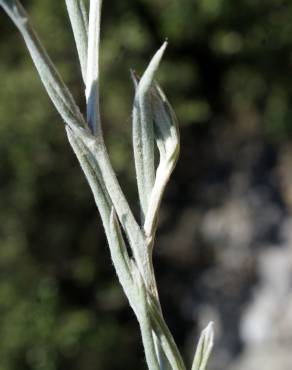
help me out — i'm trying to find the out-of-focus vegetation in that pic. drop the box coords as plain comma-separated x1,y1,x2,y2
1,1,292,370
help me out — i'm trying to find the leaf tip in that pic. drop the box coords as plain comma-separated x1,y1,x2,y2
191,321,215,370
203,321,214,347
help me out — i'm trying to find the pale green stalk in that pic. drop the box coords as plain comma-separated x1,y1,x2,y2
0,1,215,370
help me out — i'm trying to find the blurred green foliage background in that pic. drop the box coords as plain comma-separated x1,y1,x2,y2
1,1,292,370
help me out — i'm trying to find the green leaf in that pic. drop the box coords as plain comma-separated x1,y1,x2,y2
144,82,180,242
132,42,167,223
191,322,214,370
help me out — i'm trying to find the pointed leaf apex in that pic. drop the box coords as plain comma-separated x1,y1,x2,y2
191,322,215,370
203,321,214,342
138,42,167,95
156,41,168,62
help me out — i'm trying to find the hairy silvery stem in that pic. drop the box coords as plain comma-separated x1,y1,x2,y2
0,1,214,370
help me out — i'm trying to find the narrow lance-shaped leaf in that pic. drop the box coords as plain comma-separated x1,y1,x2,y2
132,42,167,223
191,322,214,370
86,0,102,135
65,0,88,84
0,0,87,132
144,83,180,243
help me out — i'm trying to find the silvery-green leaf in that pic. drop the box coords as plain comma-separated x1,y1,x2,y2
86,0,102,135
0,0,86,132
191,322,214,370
151,84,180,164
132,42,167,223
144,83,180,242
65,0,88,83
